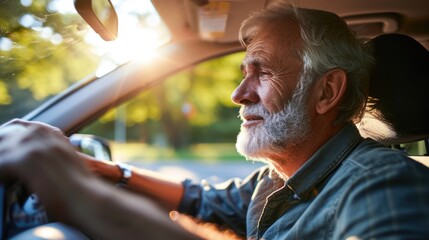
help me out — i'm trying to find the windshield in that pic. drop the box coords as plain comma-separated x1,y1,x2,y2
0,0,170,124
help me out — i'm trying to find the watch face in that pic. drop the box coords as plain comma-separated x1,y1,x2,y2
118,163,132,180
117,164,131,188
123,168,132,178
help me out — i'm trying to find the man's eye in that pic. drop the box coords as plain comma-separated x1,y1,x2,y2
259,71,271,79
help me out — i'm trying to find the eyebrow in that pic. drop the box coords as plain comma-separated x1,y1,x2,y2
241,57,263,71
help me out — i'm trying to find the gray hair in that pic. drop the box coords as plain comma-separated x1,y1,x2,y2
239,2,374,124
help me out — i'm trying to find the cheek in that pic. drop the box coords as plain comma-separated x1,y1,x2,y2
258,82,290,113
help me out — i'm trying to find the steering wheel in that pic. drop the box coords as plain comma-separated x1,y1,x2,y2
0,184,4,238
0,181,90,239
0,125,95,239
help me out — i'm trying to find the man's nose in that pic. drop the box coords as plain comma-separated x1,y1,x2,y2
231,79,259,105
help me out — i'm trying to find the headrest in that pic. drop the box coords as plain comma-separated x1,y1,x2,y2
358,34,429,144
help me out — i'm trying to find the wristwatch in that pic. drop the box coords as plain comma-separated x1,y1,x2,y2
116,162,132,187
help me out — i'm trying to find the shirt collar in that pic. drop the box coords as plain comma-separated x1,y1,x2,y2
286,124,363,200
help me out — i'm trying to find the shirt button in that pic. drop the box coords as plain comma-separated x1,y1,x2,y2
293,193,300,200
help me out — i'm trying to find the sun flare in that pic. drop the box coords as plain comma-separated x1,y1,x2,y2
81,0,170,76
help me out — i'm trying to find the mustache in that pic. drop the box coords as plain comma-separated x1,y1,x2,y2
239,105,271,120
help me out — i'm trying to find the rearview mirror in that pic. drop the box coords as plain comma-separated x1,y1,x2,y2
74,0,118,41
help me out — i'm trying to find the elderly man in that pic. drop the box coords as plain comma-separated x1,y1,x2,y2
1,1,429,239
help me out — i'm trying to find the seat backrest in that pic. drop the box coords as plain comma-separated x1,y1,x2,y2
358,33,429,144
357,34,429,166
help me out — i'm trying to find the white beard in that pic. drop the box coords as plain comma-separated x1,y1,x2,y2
235,74,312,162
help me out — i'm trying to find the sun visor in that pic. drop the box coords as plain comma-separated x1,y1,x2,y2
193,0,267,43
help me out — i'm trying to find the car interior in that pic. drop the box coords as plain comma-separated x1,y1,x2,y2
1,0,429,239
25,0,429,134
26,0,429,162
358,33,429,166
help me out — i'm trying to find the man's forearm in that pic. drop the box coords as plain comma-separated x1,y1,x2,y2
79,152,184,210
66,176,200,240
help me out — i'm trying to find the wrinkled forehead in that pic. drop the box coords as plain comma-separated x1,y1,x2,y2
243,18,303,67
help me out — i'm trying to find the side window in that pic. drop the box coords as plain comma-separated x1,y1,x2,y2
80,52,263,182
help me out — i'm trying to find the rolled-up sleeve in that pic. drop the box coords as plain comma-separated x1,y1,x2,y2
178,166,269,236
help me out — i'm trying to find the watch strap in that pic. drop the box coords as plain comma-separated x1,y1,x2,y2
116,162,132,188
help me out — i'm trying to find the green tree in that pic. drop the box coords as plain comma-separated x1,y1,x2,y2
0,0,99,123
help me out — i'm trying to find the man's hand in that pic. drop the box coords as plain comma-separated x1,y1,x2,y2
0,120,200,240
0,119,85,178
0,119,69,142
0,120,93,220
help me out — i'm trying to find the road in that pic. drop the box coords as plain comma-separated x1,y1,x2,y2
128,160,265,184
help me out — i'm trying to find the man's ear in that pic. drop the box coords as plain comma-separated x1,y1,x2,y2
315,69,347,114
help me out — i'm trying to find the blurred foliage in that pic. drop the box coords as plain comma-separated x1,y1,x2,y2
111,142,245,163
0,0,99,123
82,52,245,149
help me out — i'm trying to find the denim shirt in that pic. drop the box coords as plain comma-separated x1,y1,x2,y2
179,124,429,239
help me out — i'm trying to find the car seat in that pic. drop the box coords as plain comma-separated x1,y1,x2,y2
357,33,429,165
